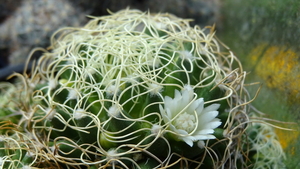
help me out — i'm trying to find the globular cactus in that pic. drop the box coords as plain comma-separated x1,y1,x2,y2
0,9,285,168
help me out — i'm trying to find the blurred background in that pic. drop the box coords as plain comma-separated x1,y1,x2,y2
0,0,299,168
220,1,300,168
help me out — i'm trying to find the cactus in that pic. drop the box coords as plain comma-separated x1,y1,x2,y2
0,9,285,168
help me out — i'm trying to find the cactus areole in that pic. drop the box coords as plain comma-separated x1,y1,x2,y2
0,9,285,169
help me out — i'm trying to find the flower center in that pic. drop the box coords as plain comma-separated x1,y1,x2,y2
173,112,196,133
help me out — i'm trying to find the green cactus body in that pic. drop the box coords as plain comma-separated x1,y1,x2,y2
0,9,286,168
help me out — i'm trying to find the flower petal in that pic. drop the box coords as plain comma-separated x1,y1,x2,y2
159,104,170,123
164,96,177,117
196,128,214,135
186,98,203,114
202,104,220,114
174,89,182,101
198,110,219,124
195,98,204,114
193,134,216,140
205,120,222,129
164,96,173,108
182,137,194,147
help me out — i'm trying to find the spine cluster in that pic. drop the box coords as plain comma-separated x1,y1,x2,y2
0,9,285,169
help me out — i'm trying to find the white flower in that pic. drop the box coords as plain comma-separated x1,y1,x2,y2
159,85,221,147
